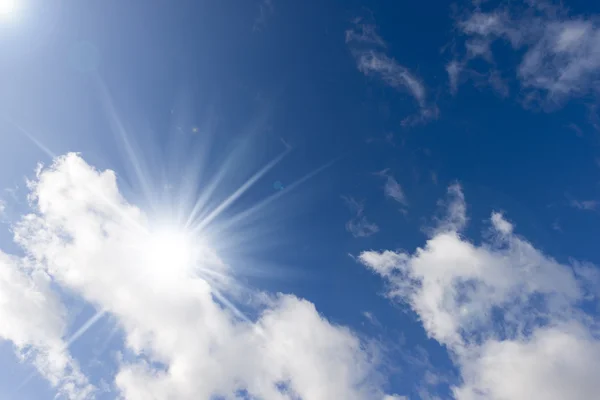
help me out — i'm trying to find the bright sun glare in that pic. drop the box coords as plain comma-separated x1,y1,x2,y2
146,228,195,277
0,0,16,17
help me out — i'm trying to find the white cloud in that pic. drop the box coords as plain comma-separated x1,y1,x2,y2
115,295,383,400
0,251,93,399
343,196,380,238
347,22,438,126
346,215,380,238
434,183,467,234
383,395,408,400
384,176,408,207
451,2,600,108
358,184,600,400
567,123,584,137
345,20,386,48
447,61,462,95
375,169,408,207
446,61,510,98
362,311,382,328
490,211,513,235
487,70,510,98
4,153,397,399
455,323,600,400
570,199,598,211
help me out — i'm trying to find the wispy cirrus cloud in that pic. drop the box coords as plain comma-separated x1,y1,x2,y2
343,196,379,238
253,0,274,32
375,169,408,208
345,21,387,48
449,0,600,109
570,199,599,211
347,20,438,126
384,176,407,206
358,184,600,400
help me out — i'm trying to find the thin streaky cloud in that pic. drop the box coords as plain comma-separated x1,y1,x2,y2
253,0,273,32
346,20,438,126
374,169,408,207
343,196,379,238
570,199,598,211
345,21,386,48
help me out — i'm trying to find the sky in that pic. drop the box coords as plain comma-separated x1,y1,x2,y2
0,0,600,399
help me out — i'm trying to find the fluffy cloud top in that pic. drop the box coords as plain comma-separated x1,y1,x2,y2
1,153,396,400
359,184,600,400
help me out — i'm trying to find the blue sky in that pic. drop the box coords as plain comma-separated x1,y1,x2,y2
1,0,600,399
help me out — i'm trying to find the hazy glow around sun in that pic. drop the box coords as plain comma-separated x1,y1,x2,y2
0,0,16,17
146,228,195,276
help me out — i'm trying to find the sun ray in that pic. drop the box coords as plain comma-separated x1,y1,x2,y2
94,318,121,358
66,309,107,347
182,109,274,229
210,285,253,325
95,78,156,210
7,80,332,397
190,148,290,235
183,158,232,229
210,157,338,236
2,117,57,159
3,117,146,234
10,308,108,399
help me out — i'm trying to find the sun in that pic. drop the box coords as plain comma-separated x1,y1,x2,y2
136,221,227,288
0,0,16,17
146,228,195,277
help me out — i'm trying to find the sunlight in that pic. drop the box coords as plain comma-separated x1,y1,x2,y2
7,74,337,398
140,221,226,286
146,227,195,278
0,0,16,17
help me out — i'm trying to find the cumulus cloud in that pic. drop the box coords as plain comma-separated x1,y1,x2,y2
2,153,398,399
0,251,93,399
347,21,439,126
358,184,600,400
343,196,380,238
450,0,600,108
